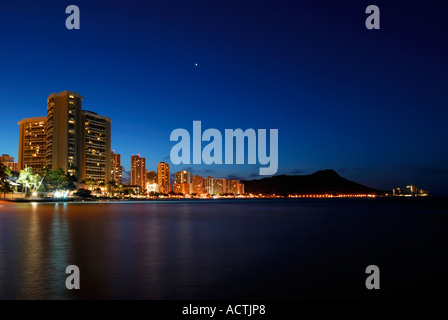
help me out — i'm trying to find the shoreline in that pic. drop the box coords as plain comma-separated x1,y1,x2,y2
0,196,436,203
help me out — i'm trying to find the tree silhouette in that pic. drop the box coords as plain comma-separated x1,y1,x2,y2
0,162,12,197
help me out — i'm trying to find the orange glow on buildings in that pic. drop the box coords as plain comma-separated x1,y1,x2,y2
157,162,170,193
17,117,47,172
111,151,123,184
192,175,204,194
131,155,146,190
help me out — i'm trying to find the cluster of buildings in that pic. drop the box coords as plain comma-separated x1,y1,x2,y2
0,154,19,172
15,90,111,184
392,185,429,197
6,90,244,196
128,155,245,195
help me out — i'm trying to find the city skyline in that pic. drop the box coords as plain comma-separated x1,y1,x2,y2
0,1,447,194
2,88,443,195
6,86,248,197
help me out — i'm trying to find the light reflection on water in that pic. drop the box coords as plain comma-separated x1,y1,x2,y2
0,199,447,299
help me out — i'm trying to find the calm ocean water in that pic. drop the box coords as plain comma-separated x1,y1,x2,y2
0,198,447,299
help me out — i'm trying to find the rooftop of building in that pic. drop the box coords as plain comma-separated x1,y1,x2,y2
17,116,47,125
47,90,83,100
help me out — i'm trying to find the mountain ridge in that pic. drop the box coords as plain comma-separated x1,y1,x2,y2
241,169,382,195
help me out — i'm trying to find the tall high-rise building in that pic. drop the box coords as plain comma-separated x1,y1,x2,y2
192,175,204,194
227,179,244,195
17,117,47,171
204,176,214,194
173,169,191,195
158,162,170,194
19,90,111,184
131,155,146,189
175,170,191,184
226,180,237,194
111,150,123,184
238,183,245,195
46,91,83,176
146,171,157,184
213,178,227,195
82,110,111,184
407,185,417,194
0,154,19,172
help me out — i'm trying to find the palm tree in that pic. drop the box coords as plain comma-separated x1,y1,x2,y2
17,167,36,196
116,183,124,197
85,179,96,190
106,180,116,196
17,167,44,196
0,163,12,197
40,168,66,196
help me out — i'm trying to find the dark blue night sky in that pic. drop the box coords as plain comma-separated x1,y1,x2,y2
0,0,447,194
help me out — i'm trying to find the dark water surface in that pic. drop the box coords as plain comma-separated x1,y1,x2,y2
0,198,447,299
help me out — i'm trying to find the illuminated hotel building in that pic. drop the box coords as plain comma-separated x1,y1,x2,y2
17,117,47,171
158,162,170,193
175,170,191,184
81,110,111,184
226,180,238,194
146,171,157,184
173,170,191,195
204,176,213,194
239,183,245,195
131,155,146,189
111,151,123,184
192,175,204,194
213,178,227,195
46,91,83,176
16,91,111,184
0,154,19,172
227,179,245,195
